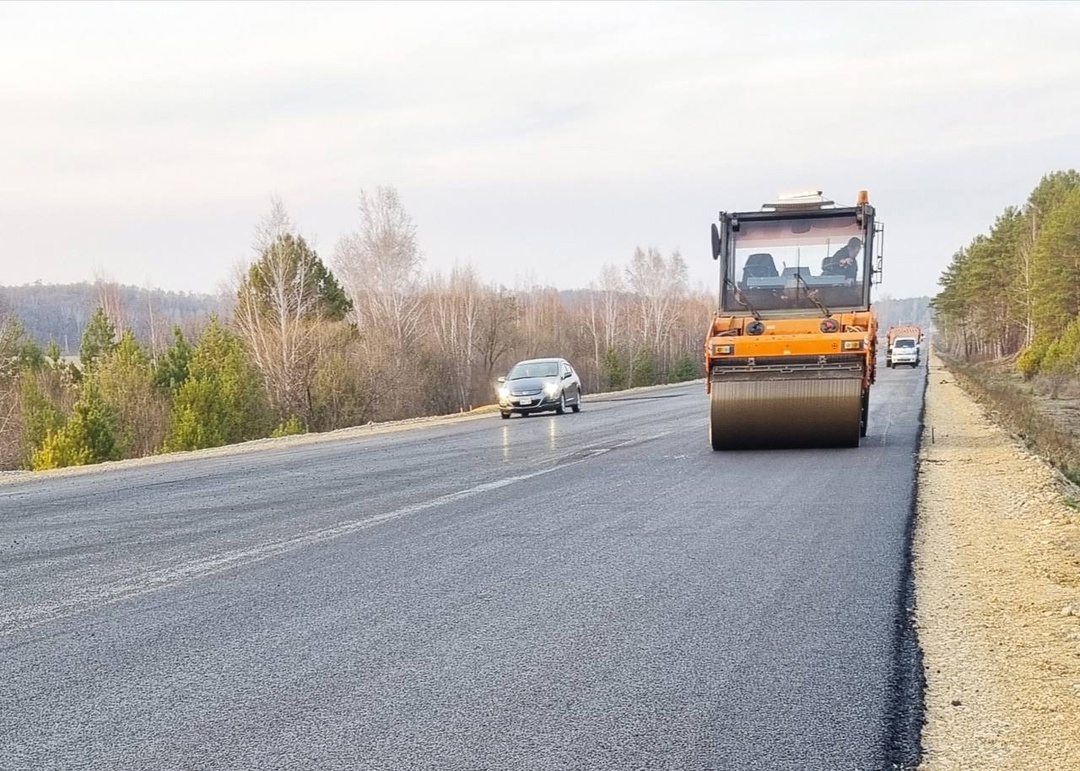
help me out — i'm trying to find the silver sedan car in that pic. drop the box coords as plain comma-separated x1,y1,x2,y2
496,358,582,418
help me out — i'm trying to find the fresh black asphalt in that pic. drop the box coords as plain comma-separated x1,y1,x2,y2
0,366,926,770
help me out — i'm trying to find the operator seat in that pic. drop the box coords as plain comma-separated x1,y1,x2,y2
742,253,778,285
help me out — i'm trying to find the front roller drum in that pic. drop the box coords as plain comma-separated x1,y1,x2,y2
710,376,863,450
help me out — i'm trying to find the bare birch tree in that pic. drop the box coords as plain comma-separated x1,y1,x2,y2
426,264,484,411
582,263,626,390
333,186,424,350
94,275,129,336
584,284,604,392
597,264,624,355
329,186,427,419
476,287,517,384
514,279,565,360
625,247,688,377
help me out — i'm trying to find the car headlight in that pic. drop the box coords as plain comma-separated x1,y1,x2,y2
543,382,560,397
497,386,510,399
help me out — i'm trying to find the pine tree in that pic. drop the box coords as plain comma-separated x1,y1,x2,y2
32,381,119,470
244,233,352,322
96,330,167,457
80,306,117,371
154,326,193,394
669,353,700,383
20,373,66,466
1031,188,1080,342
604,348,626,391
163,317,272,452
631,348,656,388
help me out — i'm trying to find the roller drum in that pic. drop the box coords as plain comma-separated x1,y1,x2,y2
710,373,863,450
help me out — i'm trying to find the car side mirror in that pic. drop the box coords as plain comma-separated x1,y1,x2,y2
562,372,572,379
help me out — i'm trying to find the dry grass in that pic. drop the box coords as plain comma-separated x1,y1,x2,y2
936,351,1080,484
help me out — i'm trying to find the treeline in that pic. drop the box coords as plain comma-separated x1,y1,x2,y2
873,296,933,335
0,187,712,471
933,169,1080,381
0,283,224,356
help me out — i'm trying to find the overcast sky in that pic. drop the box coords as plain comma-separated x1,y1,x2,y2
2,0,1078,300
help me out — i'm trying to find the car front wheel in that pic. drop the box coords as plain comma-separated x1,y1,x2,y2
555,392,565,415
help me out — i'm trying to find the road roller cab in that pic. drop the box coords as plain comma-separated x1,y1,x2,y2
705,190,883,450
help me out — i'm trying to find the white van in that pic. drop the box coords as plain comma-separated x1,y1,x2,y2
888,336,920,368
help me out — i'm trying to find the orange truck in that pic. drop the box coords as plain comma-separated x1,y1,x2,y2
885,325,922,368
704,190,884,450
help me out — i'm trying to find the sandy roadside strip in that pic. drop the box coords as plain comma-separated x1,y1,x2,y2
916,354,1080,769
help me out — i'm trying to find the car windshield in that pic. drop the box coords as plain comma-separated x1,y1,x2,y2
895,339,916,348
508,361,559,379
723,214,867,313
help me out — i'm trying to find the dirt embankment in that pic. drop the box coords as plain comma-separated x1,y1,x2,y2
916,353,1080,769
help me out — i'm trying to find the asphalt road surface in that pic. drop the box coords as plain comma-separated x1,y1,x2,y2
1,366,926,770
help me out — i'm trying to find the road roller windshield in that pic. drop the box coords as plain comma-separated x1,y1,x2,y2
720,213,870,315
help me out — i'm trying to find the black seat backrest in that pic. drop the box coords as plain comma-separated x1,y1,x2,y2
743,253,778,279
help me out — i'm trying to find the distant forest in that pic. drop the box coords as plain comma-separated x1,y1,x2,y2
873,296,933,337
0,281,665,359
0,283,227,357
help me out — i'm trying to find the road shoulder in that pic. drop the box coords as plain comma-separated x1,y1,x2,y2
915,354,1080,769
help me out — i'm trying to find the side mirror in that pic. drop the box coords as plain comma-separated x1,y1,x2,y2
562,371,572,380
711,223,721,260
497,376,506,383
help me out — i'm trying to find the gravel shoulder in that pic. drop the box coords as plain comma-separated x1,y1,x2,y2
916,353,1080,769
